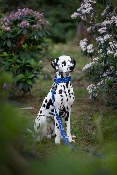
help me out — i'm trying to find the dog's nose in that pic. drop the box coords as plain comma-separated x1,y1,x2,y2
69,66,74,71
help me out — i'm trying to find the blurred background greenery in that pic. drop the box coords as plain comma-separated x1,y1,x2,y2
1,0,82,43
0,0,117,175
1,0,117,43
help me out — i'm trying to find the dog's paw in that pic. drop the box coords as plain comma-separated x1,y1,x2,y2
36,136,41,142
67,135,76,143
47,134,51,139
55,137,61,144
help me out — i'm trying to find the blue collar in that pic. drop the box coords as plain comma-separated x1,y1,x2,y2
54,76,71,84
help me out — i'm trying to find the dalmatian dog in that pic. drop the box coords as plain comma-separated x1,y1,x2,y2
34,55,76,144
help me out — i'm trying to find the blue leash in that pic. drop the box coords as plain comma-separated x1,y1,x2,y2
51,76,74,148
51,76,104,157
54,76,71,84
51,89,74,148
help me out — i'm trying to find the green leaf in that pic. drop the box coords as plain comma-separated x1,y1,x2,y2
34,34,39,40
26,79,32,85
37,31,43,37
28,59,35,65
18,82,23,90
28,74,35,78
15,74,24,82
23,82,29,92
6,32,11,38
45,30,51,36
0,52,8,57
7,40,11,47
23,29,28,35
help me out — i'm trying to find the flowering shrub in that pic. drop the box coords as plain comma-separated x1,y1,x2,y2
71,1,117,106
0,8,49,93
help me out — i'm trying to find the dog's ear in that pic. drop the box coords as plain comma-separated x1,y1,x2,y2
71,58,76,68
51,57,59,70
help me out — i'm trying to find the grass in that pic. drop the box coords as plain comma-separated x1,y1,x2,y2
10,43,117,159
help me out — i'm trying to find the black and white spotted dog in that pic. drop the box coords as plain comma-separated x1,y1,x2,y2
34,55,76,144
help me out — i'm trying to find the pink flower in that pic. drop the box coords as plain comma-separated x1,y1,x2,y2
19,21,30,28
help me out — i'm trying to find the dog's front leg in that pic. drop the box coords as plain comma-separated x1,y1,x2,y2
54,113,61,144
66,109,75,143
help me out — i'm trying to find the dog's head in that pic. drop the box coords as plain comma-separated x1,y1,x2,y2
51,55,76,73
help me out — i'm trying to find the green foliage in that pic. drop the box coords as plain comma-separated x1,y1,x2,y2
1,49,117,175
3,0,81,43
0,8,49,93
0,71,13,97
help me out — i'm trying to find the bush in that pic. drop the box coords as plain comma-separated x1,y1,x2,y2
0,8,50,93
2,0,81,43
71,0,117,107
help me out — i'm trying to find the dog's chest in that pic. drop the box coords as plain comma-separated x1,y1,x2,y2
55,83,75,107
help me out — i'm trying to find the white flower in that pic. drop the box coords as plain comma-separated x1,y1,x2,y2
71,0,96,20
98,27,107,34
93,57,99,61
114,51,117,57
97,80,104,86
107,48,114,55
82,63,92,71
87,27,91,32
79,38,88,51
87,84,98,99
102,20,112,26
111,15,117,25
98,49,103,54
82,61,95,71
87,44,94,53
109,41,117,49
82,57,99,71
81,3,93,15
104,34,111,41
85,0,96,3
71,12,79,19
96,36,104,44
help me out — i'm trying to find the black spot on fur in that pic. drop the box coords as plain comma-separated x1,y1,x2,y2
65,116,68,121
59,89,62,94
66,82,68,88
71,58,76,68
40,110,42,114
43,104,46,108
62,61,66,66
37,123,40,130
49,112,54,115
46,99,53,109
51,58,59,70
65,112,69,121
62,106,67,112
59,73,64,78
45,99,47,103
51,108,54,112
